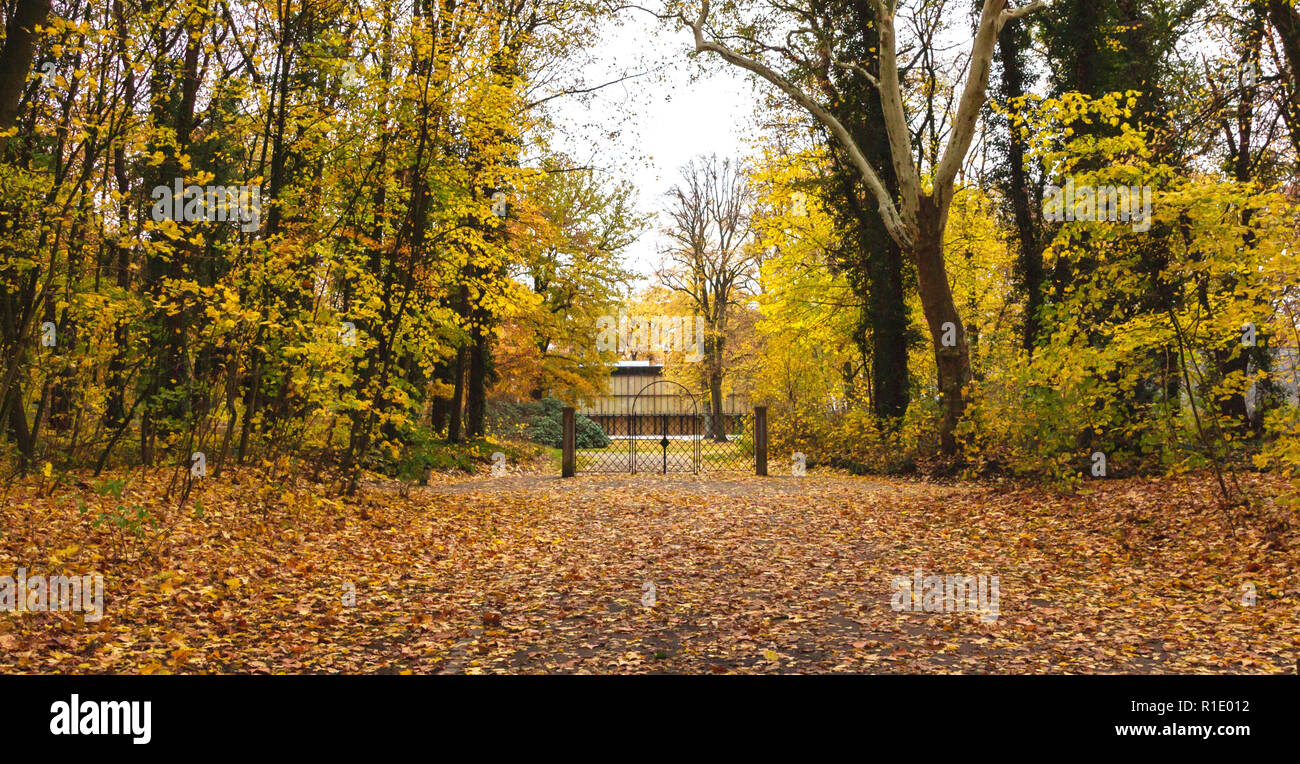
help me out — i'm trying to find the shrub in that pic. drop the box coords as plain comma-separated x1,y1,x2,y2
768,400,938,475
491,396,610,449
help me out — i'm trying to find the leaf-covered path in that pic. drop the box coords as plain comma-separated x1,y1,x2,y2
2,471,1296,673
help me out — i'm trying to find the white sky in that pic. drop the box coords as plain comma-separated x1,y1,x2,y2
545,11,760,282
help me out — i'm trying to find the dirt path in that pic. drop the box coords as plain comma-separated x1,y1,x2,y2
408,473,1297,674
3,471,1295,674
423,472,832,497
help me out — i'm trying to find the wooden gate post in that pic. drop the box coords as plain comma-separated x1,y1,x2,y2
754,406,768,476
561,406,576,478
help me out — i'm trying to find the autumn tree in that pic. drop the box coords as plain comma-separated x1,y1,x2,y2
657,154,759,442
680,0,1046,453
507,156,641,401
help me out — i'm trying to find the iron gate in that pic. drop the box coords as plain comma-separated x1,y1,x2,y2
574,380,753,474
632,380,699,473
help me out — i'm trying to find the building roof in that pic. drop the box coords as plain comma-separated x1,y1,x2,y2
611,360,663,376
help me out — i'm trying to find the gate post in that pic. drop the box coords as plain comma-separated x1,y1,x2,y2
561,407,576,478
754,406,768,476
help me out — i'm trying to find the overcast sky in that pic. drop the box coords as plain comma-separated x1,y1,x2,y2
545,11,761,282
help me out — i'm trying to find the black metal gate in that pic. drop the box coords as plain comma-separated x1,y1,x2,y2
631,380,700,473
574,380,753,474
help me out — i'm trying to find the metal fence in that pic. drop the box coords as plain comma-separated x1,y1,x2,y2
570,380,754,474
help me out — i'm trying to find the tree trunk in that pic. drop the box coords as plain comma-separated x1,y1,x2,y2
915,199,971,454
1268,0,1300,155
869,237,910,419
708,366,726,443
104,0,136,428
4,383,34,473
0,0,51,147
466,326,487,437
995,15,1045,353
429,358,453,436
447,345,466,443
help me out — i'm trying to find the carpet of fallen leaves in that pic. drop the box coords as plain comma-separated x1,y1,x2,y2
1,466,1297,674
